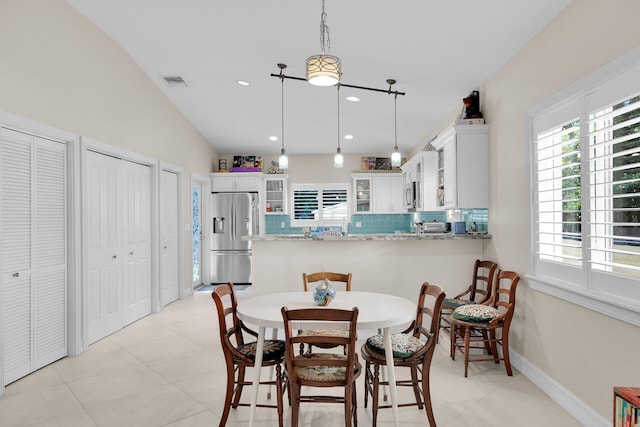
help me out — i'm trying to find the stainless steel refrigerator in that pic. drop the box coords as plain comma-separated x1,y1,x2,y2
210,192,258,285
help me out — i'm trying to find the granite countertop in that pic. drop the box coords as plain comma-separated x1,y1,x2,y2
246,232,492,241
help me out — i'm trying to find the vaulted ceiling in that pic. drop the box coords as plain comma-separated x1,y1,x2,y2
67,0,571,155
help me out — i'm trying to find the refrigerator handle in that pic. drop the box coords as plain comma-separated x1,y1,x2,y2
231,204,236,241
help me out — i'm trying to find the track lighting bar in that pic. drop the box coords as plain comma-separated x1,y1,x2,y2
270,68,406,97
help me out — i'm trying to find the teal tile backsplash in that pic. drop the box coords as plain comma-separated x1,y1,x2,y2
265,209,489,234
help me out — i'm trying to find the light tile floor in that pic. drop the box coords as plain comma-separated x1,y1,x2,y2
0,288,582,426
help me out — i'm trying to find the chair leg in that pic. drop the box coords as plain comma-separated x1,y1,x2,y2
421,363,437,427
464,326,471,378
275,363,284,427
219,362,235,427
352,380,359,427
489,329,500,363
410,366,424,409
450,323,456,360
364,360,370,409
233,366,245,407
372,363,380,427
344,383,353,427
481,329,493,355
502,329,513,376
290,383,300,427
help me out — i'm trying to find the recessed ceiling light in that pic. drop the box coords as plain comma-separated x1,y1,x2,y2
269,136,278,141
344,134,354,140
345,96,360,102
237,80,251,86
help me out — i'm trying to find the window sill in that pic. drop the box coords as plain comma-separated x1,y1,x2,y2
527,274,640,327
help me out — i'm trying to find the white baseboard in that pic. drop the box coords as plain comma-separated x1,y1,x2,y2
438,331,608,427
509,348,609,427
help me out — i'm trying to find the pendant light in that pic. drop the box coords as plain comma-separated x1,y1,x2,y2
334,84,344,168
278,64,289,169
306,0,341,87
388,79,402,167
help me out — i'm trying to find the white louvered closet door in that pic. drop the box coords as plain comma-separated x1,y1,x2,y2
1,127,67,385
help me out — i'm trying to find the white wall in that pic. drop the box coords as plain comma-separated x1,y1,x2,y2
0,0,218,298
471,0,640,420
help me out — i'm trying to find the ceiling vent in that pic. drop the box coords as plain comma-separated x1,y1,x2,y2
162,75,188,87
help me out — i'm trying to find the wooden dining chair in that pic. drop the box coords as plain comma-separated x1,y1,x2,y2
281,306,361,427
212,283,287,427
299,271,353,355
449,270,520,377
360,282,445,427
302,271,352,291
439,260,497,341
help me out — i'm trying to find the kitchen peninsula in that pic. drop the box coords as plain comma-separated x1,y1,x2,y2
247,233,491,302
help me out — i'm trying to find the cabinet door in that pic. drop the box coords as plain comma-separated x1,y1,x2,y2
442,141,457,208
235,175,260,191
211,175,236,191
389,175,404,212
370,175,403,213
264,177,287,214
354,177,371,213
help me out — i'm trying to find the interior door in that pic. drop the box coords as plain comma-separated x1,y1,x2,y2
191,181,203,289
1,127,67,384
86,151,123,343
160,169,179,306
122,161,151,325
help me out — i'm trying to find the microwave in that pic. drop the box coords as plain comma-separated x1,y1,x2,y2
404,181,416,210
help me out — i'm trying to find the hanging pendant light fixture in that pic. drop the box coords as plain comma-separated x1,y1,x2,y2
307,0,341,87
278,64,289,169
388,79,402,167
334,84,344,168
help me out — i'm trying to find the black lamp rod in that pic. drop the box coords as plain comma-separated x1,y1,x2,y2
269,72,406,96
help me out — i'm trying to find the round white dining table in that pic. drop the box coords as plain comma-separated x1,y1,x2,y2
236,291,416,427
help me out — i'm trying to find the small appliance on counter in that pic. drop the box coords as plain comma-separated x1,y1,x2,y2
415,221,447,234
452,221,467,234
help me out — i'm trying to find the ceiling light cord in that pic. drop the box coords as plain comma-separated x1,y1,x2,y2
278,63,289,169
320,0,330,55
389,79,402,167
334,84,344,168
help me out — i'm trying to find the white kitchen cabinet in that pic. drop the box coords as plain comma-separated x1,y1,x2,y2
211,172,261,192
431,124,488,209
401,151,438,211
352,173,403,213
263,175,288,214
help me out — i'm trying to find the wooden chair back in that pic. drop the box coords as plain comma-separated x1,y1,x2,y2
303,272,352,291
467,260,498,303
408,282,446,361
212,283,256,363
488,270,520,324
281,307,359,387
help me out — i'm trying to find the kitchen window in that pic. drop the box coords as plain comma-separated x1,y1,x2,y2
291,183,349,227
528,47,640,326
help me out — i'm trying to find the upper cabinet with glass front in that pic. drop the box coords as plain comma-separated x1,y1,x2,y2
262,174,288,214
352,173,403,214
431,124,489,209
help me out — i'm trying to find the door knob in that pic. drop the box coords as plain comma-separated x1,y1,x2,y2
112,255,117,259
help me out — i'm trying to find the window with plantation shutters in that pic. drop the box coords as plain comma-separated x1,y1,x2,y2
588,94,640,278
291,184,349,227
529,48,640,326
